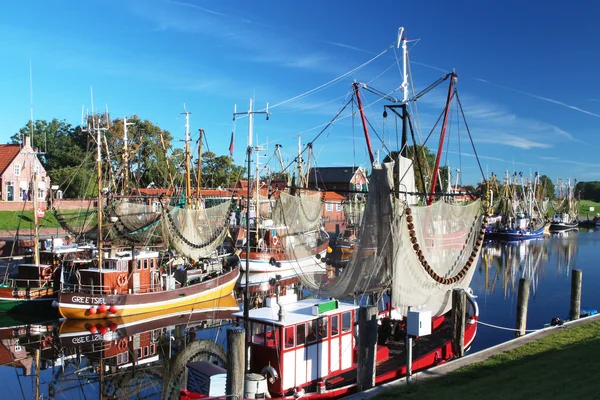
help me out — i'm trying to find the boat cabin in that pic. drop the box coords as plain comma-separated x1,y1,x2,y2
76,250,163,295
236,295,358,396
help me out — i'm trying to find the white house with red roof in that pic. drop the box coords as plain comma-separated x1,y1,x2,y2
0,136,50,203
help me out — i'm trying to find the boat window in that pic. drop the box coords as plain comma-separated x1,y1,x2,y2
319,317,328,339
143,260,149,270
137,260,142,270
342,311,352,333
251,322,265,345
284,326,294,349
307,320,317,343
296,323,306,346
136,348,142,358
143,346,149,357
331,315,339,336
265,324,279,348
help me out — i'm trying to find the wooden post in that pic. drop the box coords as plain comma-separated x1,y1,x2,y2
452,288,466,357
515,278,530,337
570,269,582,320
357,305,378,391
226,327,245,400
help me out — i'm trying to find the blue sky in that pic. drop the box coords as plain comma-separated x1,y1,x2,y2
0,0,598,187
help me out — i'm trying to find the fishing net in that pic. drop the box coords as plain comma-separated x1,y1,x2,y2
162,200,232,260
295,161,485,317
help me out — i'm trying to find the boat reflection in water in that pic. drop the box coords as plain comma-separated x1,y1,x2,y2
480,234,578,298
0,295,239,399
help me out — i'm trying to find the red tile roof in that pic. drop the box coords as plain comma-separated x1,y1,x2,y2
323,191,345,201
0,145,21,175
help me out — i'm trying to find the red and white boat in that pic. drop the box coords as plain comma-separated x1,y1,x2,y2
180,293,478,399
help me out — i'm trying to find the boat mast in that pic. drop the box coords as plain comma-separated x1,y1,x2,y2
158,132,175,190
352,82,375,165
197,129,204,202
91,90,104,274
123,117,134,195
182,107,192,206
428,72,457,205
32,170,39,266
233,98,268,371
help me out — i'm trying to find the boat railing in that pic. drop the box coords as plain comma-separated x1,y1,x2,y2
3,279,53,298
61,281,165,295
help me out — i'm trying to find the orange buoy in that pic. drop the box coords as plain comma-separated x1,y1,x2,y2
98,325,109,335
108,305,118,314
88,307,97,315
88,325,98,334
108,322,118,331
98,304,107,313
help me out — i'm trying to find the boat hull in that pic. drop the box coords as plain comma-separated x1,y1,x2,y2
485,225,546,241
0,286,57,314
549,222,579,231
237,248,328,292
57,266,240,320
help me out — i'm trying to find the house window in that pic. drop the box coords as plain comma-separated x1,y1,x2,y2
14,164,20,176
38,188,44,199
325,203,333,212
336,203,343,212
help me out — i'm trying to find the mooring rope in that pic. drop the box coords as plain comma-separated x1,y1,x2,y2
477,320,553,333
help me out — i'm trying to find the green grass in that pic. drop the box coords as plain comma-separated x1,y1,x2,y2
0,210,62,230
577,199,600,218
0,209,96,231
372,321,600,400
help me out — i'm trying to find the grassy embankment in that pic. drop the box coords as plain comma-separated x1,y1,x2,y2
0,209,94,232
372,320,600,400
576,199,600,219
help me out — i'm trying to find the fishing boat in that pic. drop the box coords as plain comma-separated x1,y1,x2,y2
485,172,548,241
549,179,578,232
233,102,330,299
181,26,486,399
56,111,240,320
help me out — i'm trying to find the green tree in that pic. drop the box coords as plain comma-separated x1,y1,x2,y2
201,151,246,188
539,175,555,200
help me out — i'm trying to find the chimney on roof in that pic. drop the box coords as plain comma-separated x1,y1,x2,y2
24,135,30,148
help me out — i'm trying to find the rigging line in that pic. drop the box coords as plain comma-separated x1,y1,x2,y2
281,98,353,174
455,90,487,183
265,43,394,111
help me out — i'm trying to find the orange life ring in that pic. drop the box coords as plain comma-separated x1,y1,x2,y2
272,236,279,246
117,274,128,287
117,339,128,350
42,267,53,280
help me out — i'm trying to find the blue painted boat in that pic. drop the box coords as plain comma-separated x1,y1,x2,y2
485,225,547,241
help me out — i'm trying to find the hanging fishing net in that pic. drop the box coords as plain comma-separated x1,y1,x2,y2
293,161,485,317
162,200,232,260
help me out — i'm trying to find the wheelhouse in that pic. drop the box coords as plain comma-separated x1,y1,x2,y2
237,295,358,396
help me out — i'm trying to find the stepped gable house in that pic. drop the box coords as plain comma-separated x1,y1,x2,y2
0,136,50,203
307,166,368,196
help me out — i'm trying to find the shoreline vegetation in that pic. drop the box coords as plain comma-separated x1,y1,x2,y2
371,318,600,400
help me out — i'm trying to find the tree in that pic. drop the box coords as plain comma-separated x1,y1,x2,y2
539,175,555,200
200,151,246,188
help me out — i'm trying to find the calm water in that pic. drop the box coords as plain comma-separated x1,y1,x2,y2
1,229,599,398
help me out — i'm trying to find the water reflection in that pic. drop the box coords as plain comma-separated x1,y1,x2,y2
0,296,239,399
